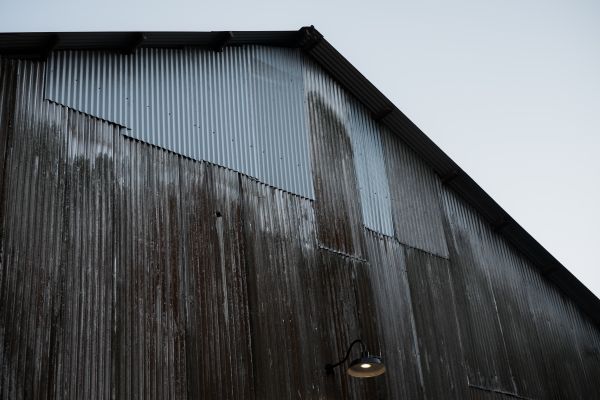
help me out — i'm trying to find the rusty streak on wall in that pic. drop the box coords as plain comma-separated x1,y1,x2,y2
1,56,600,400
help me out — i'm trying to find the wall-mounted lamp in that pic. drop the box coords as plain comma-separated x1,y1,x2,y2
325,339,385,378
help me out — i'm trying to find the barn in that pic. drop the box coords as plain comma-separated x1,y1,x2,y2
0,27,599,399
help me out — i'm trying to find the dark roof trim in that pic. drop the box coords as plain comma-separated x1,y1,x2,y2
1,27,598,325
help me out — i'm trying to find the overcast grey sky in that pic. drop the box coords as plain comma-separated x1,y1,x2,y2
1,0,599,297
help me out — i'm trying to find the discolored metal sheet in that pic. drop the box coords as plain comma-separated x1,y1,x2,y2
306,88,366,258
242,177,319,399
347,99,394,237
45,47,314,199
0,58,16,210
361,230,425,399
0,60,115,399
303,59,394,238
178,161,254,399
441,188,517,394
381,128,448,258
441,187,600,399
241,177,378,399
403,247,468,399
113,138,187,400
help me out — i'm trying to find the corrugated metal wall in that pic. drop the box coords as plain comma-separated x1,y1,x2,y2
1,54,600,399
45,48,314,199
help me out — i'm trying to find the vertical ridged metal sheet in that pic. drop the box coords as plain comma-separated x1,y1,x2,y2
113,138,187,400
0,60,115,399
362,230,424,399
441,187,518,395
304,64,366,257
177,161,254,399
347,99,394,236
381,127,449,257
303,59,394,237
0,58,16,204
441,186,600,399
45,47,314,199
241,176,379,399
403,247,468,399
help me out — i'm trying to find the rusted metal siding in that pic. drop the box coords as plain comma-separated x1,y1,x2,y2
381,127,449,257
45,47,314,199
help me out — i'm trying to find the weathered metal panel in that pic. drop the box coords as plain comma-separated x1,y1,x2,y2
523,259,598,399
241,178,322,399
381,127,449,257
362,230,424,399
303,59,394,237
441,188,517,395
0,60,115,399
178,161,254,399
441,186,600,399
45,47,314,199
241,177,378,399
114,136,191,400
347,100,394,237
476,231,549,399
403,247,468,399
0,58,16,211
304,68,366,257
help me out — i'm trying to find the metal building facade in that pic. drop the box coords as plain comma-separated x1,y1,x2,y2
0,29,599,400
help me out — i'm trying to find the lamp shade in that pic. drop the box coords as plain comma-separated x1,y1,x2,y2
347,354,386,378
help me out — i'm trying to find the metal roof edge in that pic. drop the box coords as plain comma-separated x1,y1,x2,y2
1,27,598,325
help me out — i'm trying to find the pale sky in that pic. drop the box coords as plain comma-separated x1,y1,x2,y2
1,0,599,297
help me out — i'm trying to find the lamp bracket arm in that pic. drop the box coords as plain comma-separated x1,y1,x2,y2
327,339,366,370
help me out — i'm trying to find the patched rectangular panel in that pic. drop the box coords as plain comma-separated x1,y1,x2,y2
382,128,449,257
347,99,394,236
45,47,314,199
303,60,394,237
304,66,366,257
